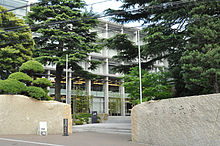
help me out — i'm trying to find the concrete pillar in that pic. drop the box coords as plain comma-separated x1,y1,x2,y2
86,80,92,113
103,23,109,57
47,70,51,96
66,72,72,104
103,22,109,114
85,55,92,112
104,76,109,114
85,56,91,97
120,81,125,116
86,80,91,96
120,26,126,116
121,26,124,34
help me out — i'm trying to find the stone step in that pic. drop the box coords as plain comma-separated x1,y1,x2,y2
72,127,131,135
104,116,131,123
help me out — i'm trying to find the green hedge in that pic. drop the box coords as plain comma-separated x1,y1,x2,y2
73,113,91,124
8,72,32,84
33,78,52,89
0,79,26,94
26,86,46,100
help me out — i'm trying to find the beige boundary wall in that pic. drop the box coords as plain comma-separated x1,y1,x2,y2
131,93,220,146
0,95,72,135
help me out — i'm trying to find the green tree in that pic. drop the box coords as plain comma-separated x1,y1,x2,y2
8,72,32,85
180,5,220,94
105,0,220,96
73,89,93,113
26,86,46,100
19,60,44,77
33,78,52,89
123,67,172,105
0,6,34,79
0,79,27,94
26,0,102,101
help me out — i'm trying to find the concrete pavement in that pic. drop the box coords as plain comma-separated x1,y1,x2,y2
0,132,145,146
72,116,131,135
72,123,131,134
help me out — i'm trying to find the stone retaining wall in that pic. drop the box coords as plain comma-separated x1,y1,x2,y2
0,95,72,135
131,93,220,146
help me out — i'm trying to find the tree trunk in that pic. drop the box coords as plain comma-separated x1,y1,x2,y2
214,73,219,93
55,65,63,101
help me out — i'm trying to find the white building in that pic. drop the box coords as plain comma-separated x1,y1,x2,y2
44,19,168,116
1,1,168,116
0,0,29,18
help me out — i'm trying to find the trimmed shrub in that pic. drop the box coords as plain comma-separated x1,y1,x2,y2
19,60,44,76
43,95,53,101
26,86,46,100
33,78,52,89
74,121,83,125
0,79,26,94
8,72,32,84
74,113,92,124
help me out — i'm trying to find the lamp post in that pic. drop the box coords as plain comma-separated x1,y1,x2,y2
137,30,142,104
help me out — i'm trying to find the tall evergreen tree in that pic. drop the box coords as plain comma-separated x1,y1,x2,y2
0,6,34,79
26,0,102,101
105,0,220,96
180,4,220,94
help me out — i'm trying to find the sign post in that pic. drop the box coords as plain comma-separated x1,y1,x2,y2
63,119,68,136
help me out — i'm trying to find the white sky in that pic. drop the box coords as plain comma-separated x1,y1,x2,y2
85,0,122,14
85,0,142,27
29,0,141,27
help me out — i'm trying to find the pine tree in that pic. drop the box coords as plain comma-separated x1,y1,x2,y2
26,0,102,101
105,0,220,96
0,6,34,79
180,4,220,94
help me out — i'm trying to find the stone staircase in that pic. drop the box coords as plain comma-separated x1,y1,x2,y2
72,116,131,135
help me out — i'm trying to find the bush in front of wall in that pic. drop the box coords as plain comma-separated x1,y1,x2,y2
0,79,26,94
8,72,32,84
26,86,46,100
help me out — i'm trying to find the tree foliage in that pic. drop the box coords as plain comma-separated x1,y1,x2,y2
33,78,52,89
180,6,220,94
105,0,220,96
0,60,52,100
123,67,172,105
19,60,44,76
0,79,27,94
8,72,32,84
26,0,102,101
26,86,46,100
0,6,34,79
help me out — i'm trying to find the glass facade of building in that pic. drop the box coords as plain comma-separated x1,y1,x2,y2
0,0,28,18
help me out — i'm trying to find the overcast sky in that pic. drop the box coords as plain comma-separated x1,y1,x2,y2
85,0,122,14
85,0,141,27
29,0,141,27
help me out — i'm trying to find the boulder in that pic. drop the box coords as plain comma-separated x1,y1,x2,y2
131,93,220,146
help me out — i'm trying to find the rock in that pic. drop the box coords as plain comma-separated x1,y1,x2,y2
0,95,72,135
131,93,220,146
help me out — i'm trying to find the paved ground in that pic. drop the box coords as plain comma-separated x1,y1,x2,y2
0,132,145,146
72,123,131,134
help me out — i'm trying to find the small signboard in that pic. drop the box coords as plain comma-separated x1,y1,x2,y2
63,119,68,136
38,121,47,136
